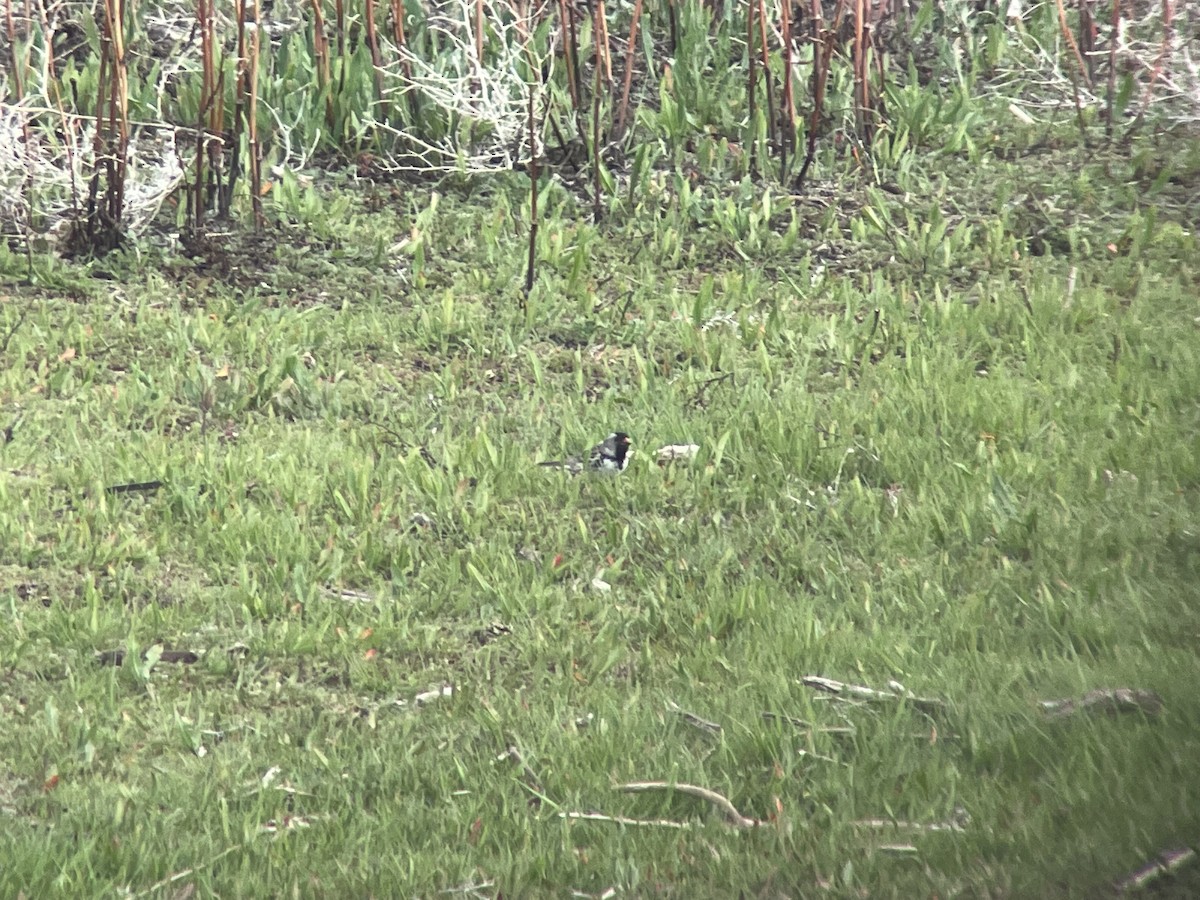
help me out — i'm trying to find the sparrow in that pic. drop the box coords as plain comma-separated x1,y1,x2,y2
539,432,633,475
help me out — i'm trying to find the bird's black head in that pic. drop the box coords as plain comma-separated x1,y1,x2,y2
611,432,632,462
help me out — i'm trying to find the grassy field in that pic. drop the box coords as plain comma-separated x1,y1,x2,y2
2,112,1200,897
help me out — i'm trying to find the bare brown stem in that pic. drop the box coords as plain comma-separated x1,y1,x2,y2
562,0,581,112
747,0,758,176
74,0,130,255
248,0,264,228
1143,0,1175,106
1054,0,1092,89
796,0,835,187
596,0,611,86
389,0,413,81
592,0,603,223
613,0,644,142
524,9,538,301
365,0,387,118
853,0,865,141
310,0,335,127
474,0,484,75
779,0,795,177
756,0,775,152
1105,0,1119,138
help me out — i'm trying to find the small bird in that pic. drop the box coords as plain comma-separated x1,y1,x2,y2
539,432,633,475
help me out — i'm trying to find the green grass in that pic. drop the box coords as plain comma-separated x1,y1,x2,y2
2,122,1199,898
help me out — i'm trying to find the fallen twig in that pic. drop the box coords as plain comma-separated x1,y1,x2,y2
496,744,547,809
801,676,946,714
0,308,27,356
1115,846,1196,893
1040,688,1163,720
369,421,440,470
102,479,166,496
667,699,721,735
689,372,733,406
617,781,762,829
58,479,223,515
854,806,970,833
569,887,617,900
320,585,379,605
761,711,948,743
876,843,920,855
761,712,856,736
259,813,325,834
133,844,241,897
440,879,496,898
796,749,841,765
560,810,692,829
242,767,314,799
358,684,454,721
97,647,200,666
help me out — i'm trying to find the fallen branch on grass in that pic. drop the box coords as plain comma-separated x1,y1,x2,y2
367,421,441,470
796,748,841,765
97,647,200,666
618,781,763,829
356,684,454,722
561,782,764,831
569,887,617,900
1040,688,1163,720
689,373,734,407
132,844,242,897
667,699,722,735
761,711,856,736
259,813,326,834
762,712,945,746
560,811,693,829
496,744,548,809
59,479,257,514
440,880,496,899
320,585,379,605
130,803,326,895
54,480,168,514
1114,846,1196,893
101,479,167,496
801,675,946,714
854,806,970,833
0,309,28,355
